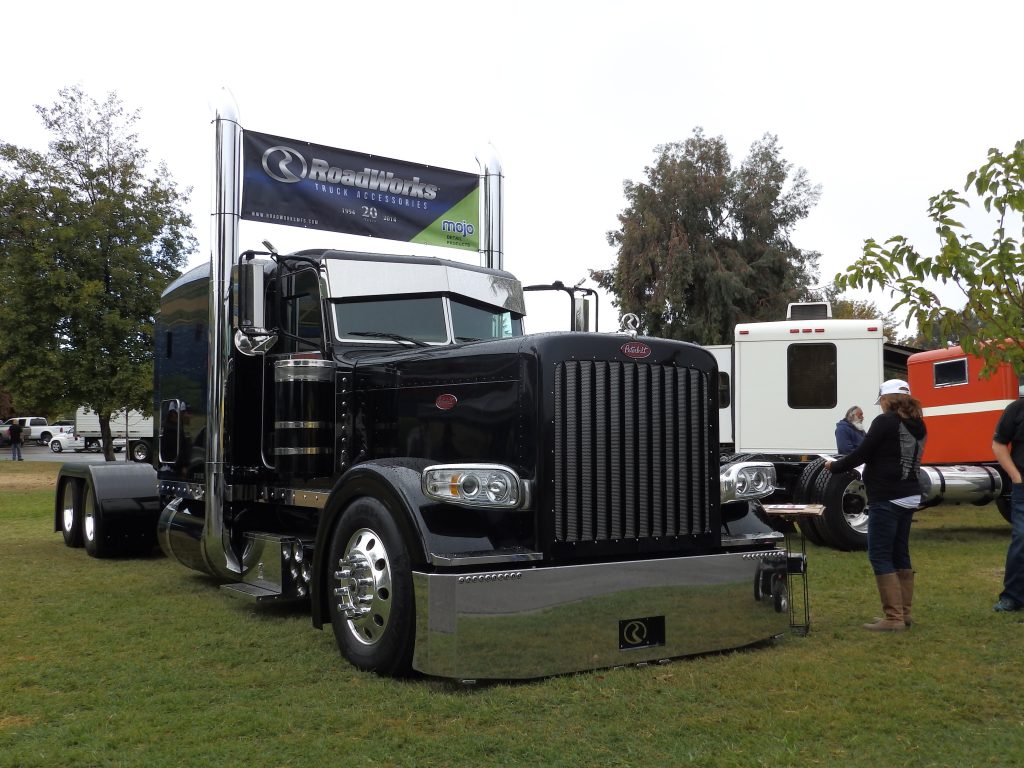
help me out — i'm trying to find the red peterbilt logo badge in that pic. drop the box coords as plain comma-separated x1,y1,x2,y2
435,394,458,411
620,341,652,359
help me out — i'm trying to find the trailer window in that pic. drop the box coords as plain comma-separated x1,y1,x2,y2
934,358,968,387
787,343,837,409
450,299,523,341
334,297,448,344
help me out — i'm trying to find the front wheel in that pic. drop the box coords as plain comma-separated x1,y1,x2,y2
327,497,415,676
51,441,63,453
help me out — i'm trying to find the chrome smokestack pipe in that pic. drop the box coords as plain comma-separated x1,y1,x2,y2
202,89,242,576
476,144,503,271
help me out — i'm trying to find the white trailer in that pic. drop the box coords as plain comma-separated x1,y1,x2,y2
74,407,154,462
713,305,893,550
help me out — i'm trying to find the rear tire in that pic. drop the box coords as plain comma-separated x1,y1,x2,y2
793,458,829,546
82,482,115,558
59,478,84,548
131,440,150,463
51,441,63,453
327,497,415,676
812,467,868,551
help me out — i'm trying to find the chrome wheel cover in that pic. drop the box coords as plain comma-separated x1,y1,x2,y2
62,484,76,534
83,492,96,543
333,527,393,646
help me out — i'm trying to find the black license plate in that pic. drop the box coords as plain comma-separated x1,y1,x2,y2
618,615,665,650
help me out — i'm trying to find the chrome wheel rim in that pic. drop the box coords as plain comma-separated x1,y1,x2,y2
333,527,393,646
843,478,868,535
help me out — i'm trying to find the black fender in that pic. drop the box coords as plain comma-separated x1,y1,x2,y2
54,462,159,534
311,459,433,629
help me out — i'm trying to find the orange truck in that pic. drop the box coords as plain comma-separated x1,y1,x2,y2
909,345,1020,522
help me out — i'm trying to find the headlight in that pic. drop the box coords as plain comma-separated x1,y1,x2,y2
422,464,528,509
721,461,777,503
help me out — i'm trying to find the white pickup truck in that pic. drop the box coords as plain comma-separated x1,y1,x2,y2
1,416,74,446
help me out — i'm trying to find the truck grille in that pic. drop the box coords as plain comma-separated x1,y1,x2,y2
553,361,711,542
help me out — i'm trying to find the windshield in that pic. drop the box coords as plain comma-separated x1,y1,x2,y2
333,296,522,344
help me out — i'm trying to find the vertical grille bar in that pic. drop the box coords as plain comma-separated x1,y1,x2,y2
553,360,710,545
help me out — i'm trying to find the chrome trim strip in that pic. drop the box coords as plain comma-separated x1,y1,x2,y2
273,447,333,456
428,549,544,566
274,420,331,429
160,481,206,501
412,550,791,680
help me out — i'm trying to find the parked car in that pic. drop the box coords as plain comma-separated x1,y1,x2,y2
49,434,125,453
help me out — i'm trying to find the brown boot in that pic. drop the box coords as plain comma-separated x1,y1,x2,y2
863,573,906,631
897,569,914,627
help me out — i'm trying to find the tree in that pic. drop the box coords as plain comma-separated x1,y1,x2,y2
592,128,823,344
834,140,1024,375
829,295,902,344
0,86,196,459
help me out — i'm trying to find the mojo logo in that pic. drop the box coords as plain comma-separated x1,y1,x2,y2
441,219,475,238
620,341,652,359
618,616,665,651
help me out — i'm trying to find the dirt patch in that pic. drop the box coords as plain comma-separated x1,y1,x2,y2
0,463,60,492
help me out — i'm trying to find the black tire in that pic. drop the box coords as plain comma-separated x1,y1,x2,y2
996,496,1012,524
51,441,63,453
327,497,415,676
772,574,789,614
131,440,151,463
82,482,115,558
39,431,52,446
58,478,84,548
812,466,868,551
793,458,829,546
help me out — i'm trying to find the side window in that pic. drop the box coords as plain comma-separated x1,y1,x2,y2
787,343,837,409
281,268,324,353
31,418,45,426
718,371,731,408
934,358,968,387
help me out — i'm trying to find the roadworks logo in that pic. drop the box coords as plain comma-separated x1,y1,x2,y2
261,145,439,200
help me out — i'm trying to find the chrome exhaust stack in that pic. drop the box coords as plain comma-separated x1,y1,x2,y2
476,144,503,271
202,89,243,577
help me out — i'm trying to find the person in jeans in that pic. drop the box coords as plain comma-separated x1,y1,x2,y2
9,421,24,461
991,396,1024,612
826,379,927,631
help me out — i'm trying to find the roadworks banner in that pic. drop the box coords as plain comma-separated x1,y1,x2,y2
241,130,479,252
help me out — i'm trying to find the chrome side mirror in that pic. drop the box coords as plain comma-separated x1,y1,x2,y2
231,260,277,356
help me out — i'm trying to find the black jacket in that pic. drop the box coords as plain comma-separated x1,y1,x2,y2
831,411,927,503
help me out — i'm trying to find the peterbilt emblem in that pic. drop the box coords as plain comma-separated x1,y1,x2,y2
435,394,458,411
621,341,652,359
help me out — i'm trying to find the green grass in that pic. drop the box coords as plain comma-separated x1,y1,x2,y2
2,462,1022,767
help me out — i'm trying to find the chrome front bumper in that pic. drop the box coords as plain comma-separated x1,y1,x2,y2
412,550,791,680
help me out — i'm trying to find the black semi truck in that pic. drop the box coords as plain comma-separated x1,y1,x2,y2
53,100,800,681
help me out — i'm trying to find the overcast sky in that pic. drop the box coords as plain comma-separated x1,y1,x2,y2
4,0,1022,333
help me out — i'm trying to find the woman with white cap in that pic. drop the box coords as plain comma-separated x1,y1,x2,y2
825,379,927,631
